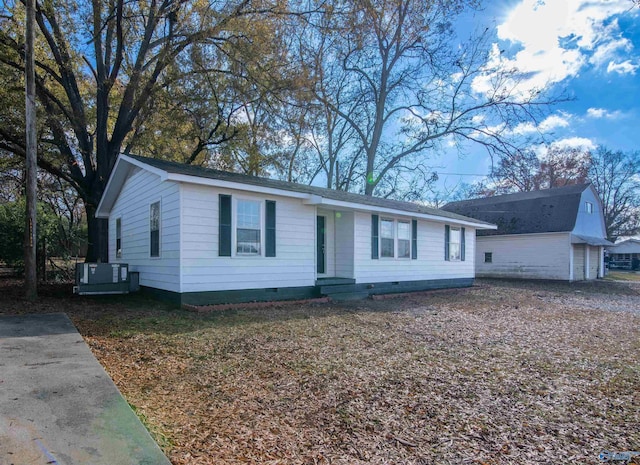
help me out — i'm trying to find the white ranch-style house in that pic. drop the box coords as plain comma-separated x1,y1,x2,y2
442,184,613,281
607,239,640,270
96,154,496,304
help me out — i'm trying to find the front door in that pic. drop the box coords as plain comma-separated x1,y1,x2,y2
317,215,325,274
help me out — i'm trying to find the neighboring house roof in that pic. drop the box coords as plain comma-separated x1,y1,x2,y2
607,239,640,253
442,184,593,236
96,154,496,229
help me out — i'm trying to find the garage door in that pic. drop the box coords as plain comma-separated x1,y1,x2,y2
573,244,585,281
588,246,599,279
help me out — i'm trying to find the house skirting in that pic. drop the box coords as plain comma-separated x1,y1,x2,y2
141,277,474,306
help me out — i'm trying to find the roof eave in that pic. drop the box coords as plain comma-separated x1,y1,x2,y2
306,196,496,228
95,154,169,218
169,172,495,228
101,155,497,229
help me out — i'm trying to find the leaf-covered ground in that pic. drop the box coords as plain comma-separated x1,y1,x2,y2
1,279,639,464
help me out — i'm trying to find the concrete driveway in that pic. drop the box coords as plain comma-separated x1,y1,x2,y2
0,313,171,465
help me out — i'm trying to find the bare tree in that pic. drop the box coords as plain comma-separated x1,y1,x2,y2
305,0,561,197
488,146,590,194
588,147,640,241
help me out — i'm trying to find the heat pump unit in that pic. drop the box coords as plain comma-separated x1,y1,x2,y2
74,263,130,295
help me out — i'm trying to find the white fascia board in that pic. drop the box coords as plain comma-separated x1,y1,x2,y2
477,231,571,240
94,157,129,218
166,171,495,229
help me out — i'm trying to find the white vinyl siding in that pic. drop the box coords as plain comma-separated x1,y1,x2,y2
573,187,607,238
109,167,180,292
180,184,315,292
354,212,475,282
476,233,571,280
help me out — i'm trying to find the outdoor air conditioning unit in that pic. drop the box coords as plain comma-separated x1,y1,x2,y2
74,263,130,295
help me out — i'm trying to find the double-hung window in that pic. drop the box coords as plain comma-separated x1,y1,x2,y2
236,199,261,255
115,218,122,259
380,219,395,258
445,226,464,261
219,195,276,258
150,201,160,258
371,215,417,260
397,221,411,258
448,227,461,261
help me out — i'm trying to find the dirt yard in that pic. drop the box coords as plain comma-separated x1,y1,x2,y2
1,279,639,465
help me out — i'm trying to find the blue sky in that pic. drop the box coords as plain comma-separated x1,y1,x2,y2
433,0,640,195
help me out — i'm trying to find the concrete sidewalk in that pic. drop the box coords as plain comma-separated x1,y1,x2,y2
0,313,171,465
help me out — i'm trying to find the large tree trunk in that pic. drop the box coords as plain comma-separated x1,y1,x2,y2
85,203,109,263
84,139,119,263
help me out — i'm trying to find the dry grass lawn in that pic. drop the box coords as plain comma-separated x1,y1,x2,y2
605,270,640,282
1,279,639,465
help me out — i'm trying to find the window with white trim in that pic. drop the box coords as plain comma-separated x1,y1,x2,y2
116,218,122,258
380,218,394,258
585,201,593,214
484,252,492,263
448,227,461,261
397,221,411,258
236,199,261,255
150,202,160,258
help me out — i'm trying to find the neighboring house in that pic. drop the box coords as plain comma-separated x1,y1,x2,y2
442,184,613,281
95,154,495,305
607,239,640,270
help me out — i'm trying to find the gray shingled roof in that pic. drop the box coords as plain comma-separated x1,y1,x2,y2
441,184,591,236
127,155,492,226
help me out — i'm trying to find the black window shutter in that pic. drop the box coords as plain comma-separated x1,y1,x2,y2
444,225,450,261
461,227,466,261
371,214,379,259
266,200,276,257
411,219,418,260
219,194,232,257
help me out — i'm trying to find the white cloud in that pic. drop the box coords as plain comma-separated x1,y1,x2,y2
586,107,622,119
550,137,597,151
473,0,639,96
607,60,639,75
511,121,537,135
590,34,632,67
539,114,571,132
511,113,571,135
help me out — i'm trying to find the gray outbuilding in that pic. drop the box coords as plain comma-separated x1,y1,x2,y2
442,184,613,281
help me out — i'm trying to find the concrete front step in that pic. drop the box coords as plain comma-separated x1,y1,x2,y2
319,284,361,295
315,277,356,286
